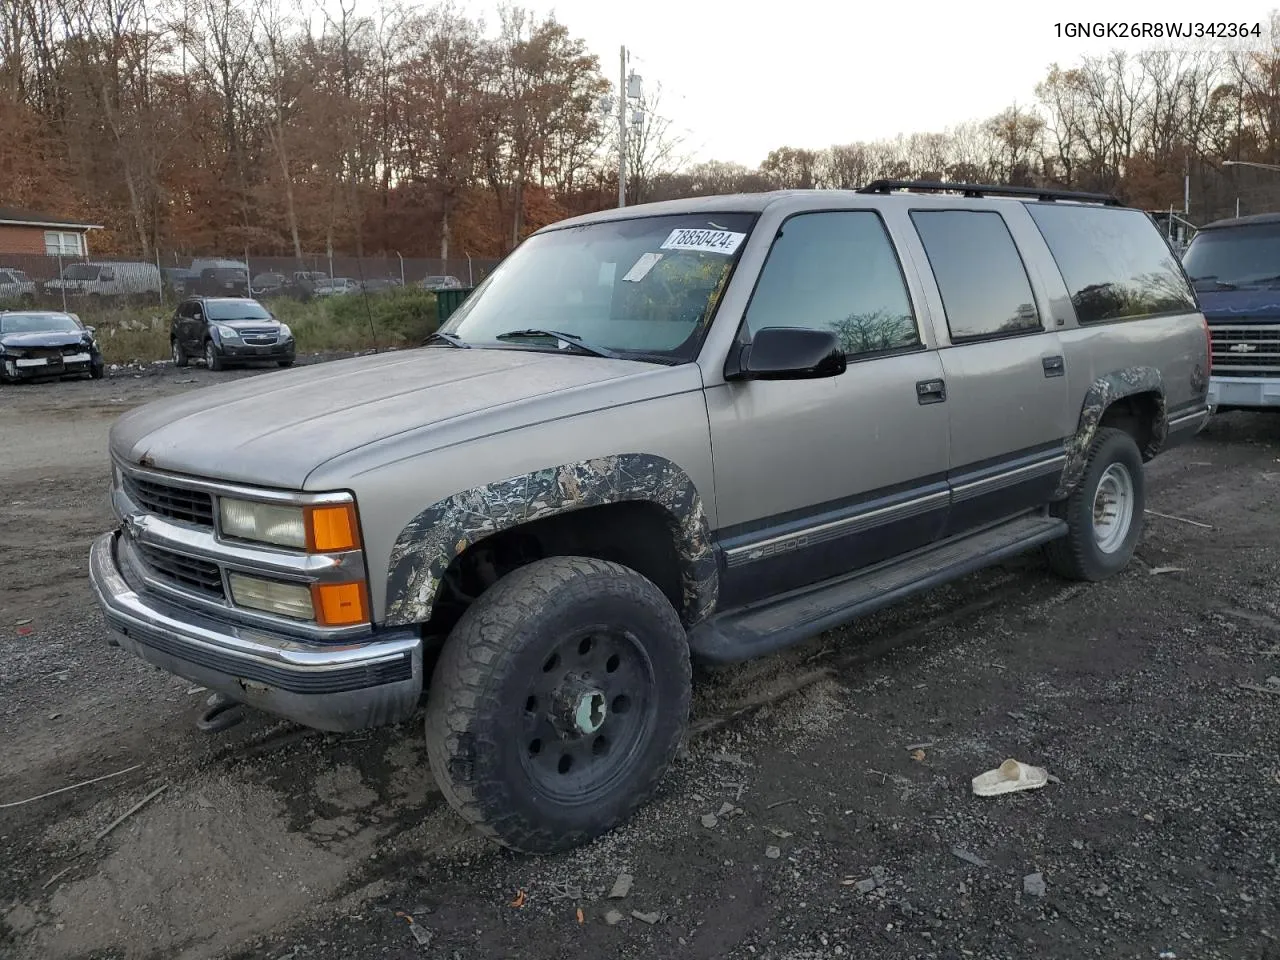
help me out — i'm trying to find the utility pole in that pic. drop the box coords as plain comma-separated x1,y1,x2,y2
618,46,628,208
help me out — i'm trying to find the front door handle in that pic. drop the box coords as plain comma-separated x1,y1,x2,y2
916,378,947,404
1042,355,1065,378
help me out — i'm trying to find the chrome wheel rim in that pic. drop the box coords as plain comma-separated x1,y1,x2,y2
205,343,215,366
171,341,181,363
1092,463,1135,554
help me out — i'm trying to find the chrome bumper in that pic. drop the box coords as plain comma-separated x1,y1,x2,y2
89,531,423,732
1208,376,1280,410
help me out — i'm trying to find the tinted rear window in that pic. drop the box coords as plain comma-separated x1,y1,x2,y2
1025,204,1196,324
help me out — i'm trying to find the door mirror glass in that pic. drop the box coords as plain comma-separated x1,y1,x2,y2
100,268,115,281
730,327,847,380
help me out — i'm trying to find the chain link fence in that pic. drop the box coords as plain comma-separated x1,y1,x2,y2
0,251,501,311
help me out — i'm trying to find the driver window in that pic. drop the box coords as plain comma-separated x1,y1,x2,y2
743,211,922,360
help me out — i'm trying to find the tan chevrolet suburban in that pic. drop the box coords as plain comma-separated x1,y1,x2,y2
89,181,1212,854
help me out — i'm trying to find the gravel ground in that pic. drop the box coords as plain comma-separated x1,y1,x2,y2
1,360,1278,960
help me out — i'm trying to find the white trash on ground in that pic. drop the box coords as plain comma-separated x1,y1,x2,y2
972,758,1051,797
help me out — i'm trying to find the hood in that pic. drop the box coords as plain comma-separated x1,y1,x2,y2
109,347,682,489
0,331,90,348
1198,288,1280,321
210,318,280,330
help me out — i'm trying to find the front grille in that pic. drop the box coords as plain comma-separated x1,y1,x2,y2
1211,324,1280,378
122,472,215,527
134,541,226,598
238,328,279,346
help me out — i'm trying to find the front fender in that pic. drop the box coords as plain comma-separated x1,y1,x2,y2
383,453,719,627
1054,365,1167,499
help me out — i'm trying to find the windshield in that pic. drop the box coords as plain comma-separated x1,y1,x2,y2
0,313,82,334
1183,223,1280,288
440,212,757,361
206,300,271,321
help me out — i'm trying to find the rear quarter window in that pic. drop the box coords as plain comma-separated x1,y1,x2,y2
1025,204,1196,325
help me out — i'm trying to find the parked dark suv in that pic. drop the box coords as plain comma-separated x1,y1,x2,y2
193,266,251,298
170,297,296,371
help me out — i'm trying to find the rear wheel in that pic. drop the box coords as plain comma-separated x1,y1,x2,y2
171,338,189,368
424,556,691,854
1044,427,1145,581
203,340,223,371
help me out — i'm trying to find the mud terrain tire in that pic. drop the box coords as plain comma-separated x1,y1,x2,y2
424,556,691,854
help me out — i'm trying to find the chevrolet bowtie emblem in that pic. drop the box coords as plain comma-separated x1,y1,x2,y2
1229,342,1257,353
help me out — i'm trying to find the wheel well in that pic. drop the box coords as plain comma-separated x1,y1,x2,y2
425,501,686,640
1099,391,1160,458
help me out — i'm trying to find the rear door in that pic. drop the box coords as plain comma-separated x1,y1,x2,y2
904,206,1074,535
704,208,952,608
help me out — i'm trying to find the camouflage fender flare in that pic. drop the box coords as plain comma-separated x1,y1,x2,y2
383,454,719,627
1052,365,1167,500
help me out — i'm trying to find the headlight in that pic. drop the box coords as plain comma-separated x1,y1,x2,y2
278,323,293,339
228,572,314,620
213,323,240,339
218,497,361,552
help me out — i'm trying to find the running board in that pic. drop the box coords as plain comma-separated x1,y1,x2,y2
689,514,1067,664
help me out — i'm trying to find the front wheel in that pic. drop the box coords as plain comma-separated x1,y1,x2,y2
203,340,223,371
1044,427,1146,581
424,556,691,854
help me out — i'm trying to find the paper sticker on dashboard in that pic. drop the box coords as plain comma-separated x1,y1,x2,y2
622,251,664,282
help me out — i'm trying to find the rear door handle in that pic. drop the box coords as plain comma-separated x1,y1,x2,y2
1042,355,1065,378
916,378,946,404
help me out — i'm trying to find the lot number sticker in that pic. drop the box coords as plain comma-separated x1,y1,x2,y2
659,228,746,255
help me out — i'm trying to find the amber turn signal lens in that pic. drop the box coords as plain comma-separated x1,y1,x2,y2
312,581,370,626
305,503,360,552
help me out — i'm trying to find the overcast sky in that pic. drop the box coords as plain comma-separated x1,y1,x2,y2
461,0,1277,167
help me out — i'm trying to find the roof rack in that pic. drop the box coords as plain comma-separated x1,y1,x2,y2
855,179,1123,206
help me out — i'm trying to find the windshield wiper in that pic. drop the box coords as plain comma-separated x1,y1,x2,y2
493,329,619,359
1238,273,1280,288
424,330,471,348
1189,275,1238,290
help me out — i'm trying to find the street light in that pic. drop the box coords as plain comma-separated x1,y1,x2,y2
1223,159,1280,172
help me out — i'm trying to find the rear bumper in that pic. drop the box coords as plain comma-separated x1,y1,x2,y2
1208,376,1280,410
89,531,423,732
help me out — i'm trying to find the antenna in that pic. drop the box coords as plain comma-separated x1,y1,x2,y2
353,255,379,353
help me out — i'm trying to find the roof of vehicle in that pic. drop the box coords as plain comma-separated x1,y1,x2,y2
189,296,263,304
542,183,1127,233
1196,212,1280,231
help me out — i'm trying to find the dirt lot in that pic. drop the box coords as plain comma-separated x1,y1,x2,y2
2,361,1279,960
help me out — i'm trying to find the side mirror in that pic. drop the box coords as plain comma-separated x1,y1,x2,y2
85,325,96,335
193,310,203,321
100,269,115,281
726,327,847,381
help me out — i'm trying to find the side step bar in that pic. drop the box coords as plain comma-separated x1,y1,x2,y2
689,513,1067,664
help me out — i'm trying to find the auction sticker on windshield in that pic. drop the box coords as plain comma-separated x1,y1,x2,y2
660,228,746,255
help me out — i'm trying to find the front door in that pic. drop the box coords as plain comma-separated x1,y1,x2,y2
907,208,1073,535
705,209,952,609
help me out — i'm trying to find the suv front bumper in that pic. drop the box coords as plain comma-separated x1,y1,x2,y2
89,531,423,732
218,341,296,361
1209,375,1280,410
